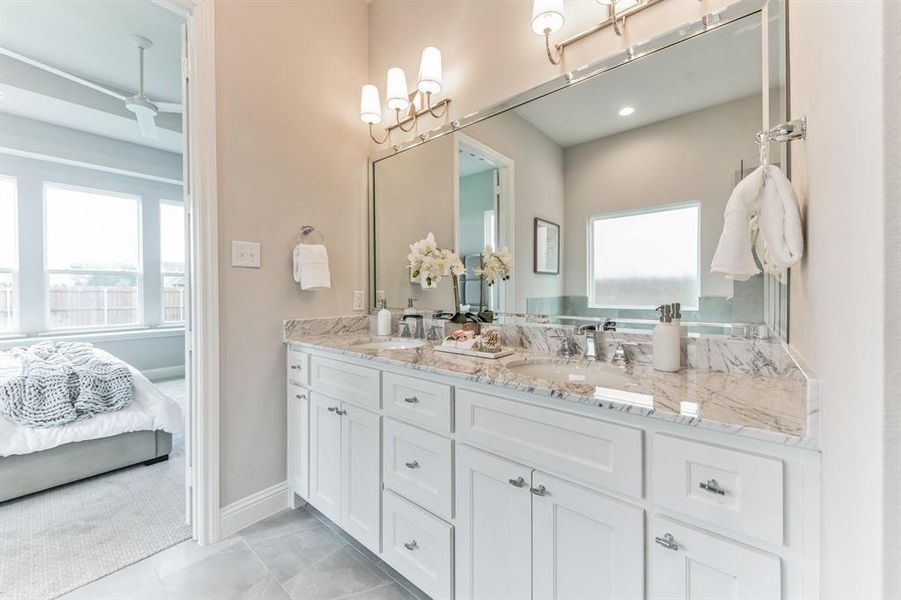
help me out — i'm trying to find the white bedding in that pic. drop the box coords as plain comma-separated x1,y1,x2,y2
0,349,183,457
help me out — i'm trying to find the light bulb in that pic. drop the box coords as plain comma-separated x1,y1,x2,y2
386,67,410,112
417,47,443,95
360,84,382,124
531,0,565,36
618,106,635,116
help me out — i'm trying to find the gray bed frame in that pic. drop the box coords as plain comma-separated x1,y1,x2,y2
0,430,172,503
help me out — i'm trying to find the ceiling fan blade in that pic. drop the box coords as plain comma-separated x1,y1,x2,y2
134,109,159,139
0,46,127,101
155,101,183,114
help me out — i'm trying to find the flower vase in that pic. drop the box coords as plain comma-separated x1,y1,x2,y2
450,275,467,323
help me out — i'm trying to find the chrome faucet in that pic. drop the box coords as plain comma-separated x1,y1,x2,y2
576,324,600,361
551,332,576,358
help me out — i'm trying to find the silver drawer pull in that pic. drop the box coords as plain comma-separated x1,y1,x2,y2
290,365,301,370
699,478,726,496
295,394,306,400
655,533,679,551
327,406,338,412
508,477,527,488
404,460,420,469
335,408,347,416
403,540,418,551
403,396,419,403
529,485,548,497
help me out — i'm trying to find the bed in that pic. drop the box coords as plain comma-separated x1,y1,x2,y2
0,347,183,503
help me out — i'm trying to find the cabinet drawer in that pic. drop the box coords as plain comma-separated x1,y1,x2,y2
382,489,453,600
384,418,453,519
286,348,309,387
383,372,452,433
310,355,380,410
650,516,781,599
287,383,310,500
456,388,643,498
653,434,784,545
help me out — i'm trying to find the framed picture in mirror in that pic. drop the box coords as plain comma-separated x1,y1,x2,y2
534,218,560,275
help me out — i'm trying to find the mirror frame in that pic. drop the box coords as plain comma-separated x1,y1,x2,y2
368,0,789,338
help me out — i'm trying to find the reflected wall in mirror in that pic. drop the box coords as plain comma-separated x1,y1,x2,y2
371,8,787,336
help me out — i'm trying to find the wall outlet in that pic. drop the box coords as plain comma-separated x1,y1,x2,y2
232,241,261,268
353,290,365,311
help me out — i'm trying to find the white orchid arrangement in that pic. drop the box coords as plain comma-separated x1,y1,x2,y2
474,246,513,286
407,233,466,288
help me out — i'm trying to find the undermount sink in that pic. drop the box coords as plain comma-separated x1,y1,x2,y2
506,359,631,389
353,337,426,350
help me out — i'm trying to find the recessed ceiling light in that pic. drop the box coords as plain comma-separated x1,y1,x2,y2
618,106,635,117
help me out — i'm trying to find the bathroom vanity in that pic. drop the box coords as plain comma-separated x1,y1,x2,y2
284,317,819,600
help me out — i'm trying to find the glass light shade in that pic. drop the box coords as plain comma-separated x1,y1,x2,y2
417,47,443,95
360,84,382,124
531,0,565,35
597,0,640,8
386,67,410,111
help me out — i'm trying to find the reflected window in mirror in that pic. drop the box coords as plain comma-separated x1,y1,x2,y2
588,202,700,310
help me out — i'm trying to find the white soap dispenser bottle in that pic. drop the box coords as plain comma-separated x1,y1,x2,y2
376,299,392,337
653,304,681,372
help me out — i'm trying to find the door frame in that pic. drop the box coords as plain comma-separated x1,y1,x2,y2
156,0,220,545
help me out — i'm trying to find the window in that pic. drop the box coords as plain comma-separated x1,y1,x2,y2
588,202,700,310
160,201,186,323
45,184,142,329
483,209,496,251
0,177,17,332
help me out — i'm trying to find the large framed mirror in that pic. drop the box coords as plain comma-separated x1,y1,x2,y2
370,0,788,339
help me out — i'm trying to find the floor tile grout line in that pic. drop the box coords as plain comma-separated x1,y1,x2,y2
332,580,396,600
238,534,301,599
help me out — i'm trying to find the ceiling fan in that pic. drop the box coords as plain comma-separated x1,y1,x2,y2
0,34,182,140
121,35,181,140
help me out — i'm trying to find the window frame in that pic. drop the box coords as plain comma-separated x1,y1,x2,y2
586,200,701,311
42,181,144,332
0,175,20,334
159,199,187,325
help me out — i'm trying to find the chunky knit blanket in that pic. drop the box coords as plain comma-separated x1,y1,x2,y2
0,342,134,428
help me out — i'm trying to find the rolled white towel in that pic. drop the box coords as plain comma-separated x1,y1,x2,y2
711,165,766,281
294,243,331,290
758,164,804,272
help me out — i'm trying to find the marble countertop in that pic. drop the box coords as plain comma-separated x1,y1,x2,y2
285,329,817,450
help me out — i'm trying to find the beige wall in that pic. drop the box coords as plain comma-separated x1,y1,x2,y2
215,0,369,506
563,95,760,300
787,1,888,597
464,112,565,311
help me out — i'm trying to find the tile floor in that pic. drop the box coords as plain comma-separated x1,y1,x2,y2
61,506,425,600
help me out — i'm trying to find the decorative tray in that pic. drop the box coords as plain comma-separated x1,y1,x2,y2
433,345,515,359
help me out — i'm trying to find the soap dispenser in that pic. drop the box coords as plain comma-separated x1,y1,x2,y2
377,299,392,337
653,304,681,372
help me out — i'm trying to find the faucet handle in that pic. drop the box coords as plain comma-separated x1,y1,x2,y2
602,319,617,332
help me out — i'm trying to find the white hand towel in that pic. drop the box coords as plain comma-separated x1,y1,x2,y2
711,165,766,281
758,164,804,272
294,243,331,290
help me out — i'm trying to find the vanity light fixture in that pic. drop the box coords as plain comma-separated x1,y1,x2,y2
361,47,452,145
618,106,635,116
533,0,663,66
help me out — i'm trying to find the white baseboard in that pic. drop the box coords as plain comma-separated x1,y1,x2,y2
219,481,291,539
144,365,186,381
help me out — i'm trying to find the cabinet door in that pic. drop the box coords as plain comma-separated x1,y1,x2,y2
455,445,532,600
287,383,310,500
532,471,644,600
309,391,342,522
650,516,781,600
340,401,381,554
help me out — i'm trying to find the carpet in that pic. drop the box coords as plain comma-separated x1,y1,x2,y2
0,378,190,600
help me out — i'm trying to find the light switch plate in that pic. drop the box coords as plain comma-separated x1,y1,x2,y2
232,241,261,268
353,290,365,311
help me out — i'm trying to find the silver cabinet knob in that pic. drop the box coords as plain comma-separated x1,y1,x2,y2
508,477,527,488
403,540,418,551
404,460,420,469
655,533,679,551
529,484,548,497
699,478,726,496
295,394,306,399
403,396,419,403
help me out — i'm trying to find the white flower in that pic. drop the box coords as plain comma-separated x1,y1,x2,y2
474,246,513,286
406,234,466,288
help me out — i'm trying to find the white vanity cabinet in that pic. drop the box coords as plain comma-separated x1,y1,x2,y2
286,349,310,503
287,345,819,600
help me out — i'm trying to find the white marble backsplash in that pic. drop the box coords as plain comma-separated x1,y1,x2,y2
283,315,369,338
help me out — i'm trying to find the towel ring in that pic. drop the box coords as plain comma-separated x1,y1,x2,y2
298,225,325,245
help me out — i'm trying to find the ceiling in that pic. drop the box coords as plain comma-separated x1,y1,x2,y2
0,0,184,153
459,149,498,177
514,14,763,148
